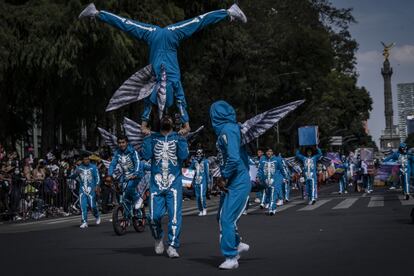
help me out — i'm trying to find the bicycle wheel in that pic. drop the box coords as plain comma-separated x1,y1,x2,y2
132,208,146,233
112,205,127,236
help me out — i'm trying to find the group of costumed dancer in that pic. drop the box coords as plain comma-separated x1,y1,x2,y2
75,2,305,270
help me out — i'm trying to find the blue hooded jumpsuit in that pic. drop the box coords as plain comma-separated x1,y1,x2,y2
189,157,210,212
210,100,251,258
258,155,287,212
296,148,322,202
142,131,189,248
109,144,143,217
97,9,230,124
71,163,100,223
383,143,413,195
281,157,291,201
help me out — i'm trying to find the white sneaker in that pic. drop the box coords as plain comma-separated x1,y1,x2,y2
78,3,99,19
198,211,203,216
80,222,88,229
242,210,247,215
265,203,269,209
344,191,348,194
389,186,396,190
96,217,101,225
166,246,180,258
219,257,239,270
254,198,261,203
227,4,247,23
202,209,207,216
154,239,164,255
237,242,250,255
269,210,276,216
260,204,265,209
276,200,283,206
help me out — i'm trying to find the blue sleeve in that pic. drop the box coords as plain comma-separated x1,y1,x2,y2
177,136,189,162
220,129,241,180
132,150,142,178
189,159,195,170
93,166,100,187
205,159,210,184
314,148,323,161
257,159,264,182
383,152,397,162
143,161,151,171
296,150,305,162
142,136,153,161
108,152,119,176
280,159,288,179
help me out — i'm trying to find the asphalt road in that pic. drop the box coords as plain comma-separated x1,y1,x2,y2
1,184,413,276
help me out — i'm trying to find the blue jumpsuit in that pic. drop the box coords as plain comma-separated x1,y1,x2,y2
339,159,349,194
72,163,100,223
281,158,291,201
257,156,286,212
142,131,189,248
296,148,322,202
384,151,413,195
210,100,251,258
189,158,210,212
109,144,143,217
97,9,230,123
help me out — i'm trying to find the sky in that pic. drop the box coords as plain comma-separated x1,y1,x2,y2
329,0,414,145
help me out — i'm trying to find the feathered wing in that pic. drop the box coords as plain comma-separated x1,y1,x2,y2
98,127,118,152
285,156,302,173
207,156,221,178
123,117,144,150
105,64,156,112
240,100,305,145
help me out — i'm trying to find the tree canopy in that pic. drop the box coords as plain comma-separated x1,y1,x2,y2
0,0,375,155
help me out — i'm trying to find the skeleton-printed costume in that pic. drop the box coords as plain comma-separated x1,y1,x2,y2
281,157,292,201
339,156,349,194
109,144,143,214
257,155,287,213
250,155,266,204
70,163,100,223
95,7,242,124
189,157,210,212
142,131,189,249
360,160,372,192
296,148,322,202
210,101,251,259
383,143,414,196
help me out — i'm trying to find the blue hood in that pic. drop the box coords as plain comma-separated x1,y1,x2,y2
210,101,237,136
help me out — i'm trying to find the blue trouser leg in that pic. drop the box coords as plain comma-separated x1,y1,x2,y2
402,173,410,195
268,186,277,211
124,179,139,218
173,82,189,123
339,177,345,193
275,181,283,201
166,10,229,41
149,190,165,241
306,178,316,201
97,11,158,42
217,172,250,258
194,184,206,211
80,192,99,223
166,186,182,248
141,98,153,122
284,180,290,201
256,190,263,200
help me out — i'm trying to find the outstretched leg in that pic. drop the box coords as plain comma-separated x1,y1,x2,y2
166,4,247,42
79,3,159,43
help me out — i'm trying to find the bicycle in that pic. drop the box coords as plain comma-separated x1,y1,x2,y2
111,177,146,236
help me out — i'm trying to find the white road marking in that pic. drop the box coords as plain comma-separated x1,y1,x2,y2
298,199,332,211
368,196,384,207
333,198,359,209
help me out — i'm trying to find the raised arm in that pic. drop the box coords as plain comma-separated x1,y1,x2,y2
141,136,153,161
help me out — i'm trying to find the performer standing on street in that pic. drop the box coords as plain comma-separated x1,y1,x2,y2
79,3,247,135
142,115,189,258
257,148,287,215
70,153,101,229
210,100,250,270
189,148,210,216
383,143,413,200
296,147,322,205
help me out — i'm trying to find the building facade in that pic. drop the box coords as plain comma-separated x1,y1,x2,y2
397,83,414,141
